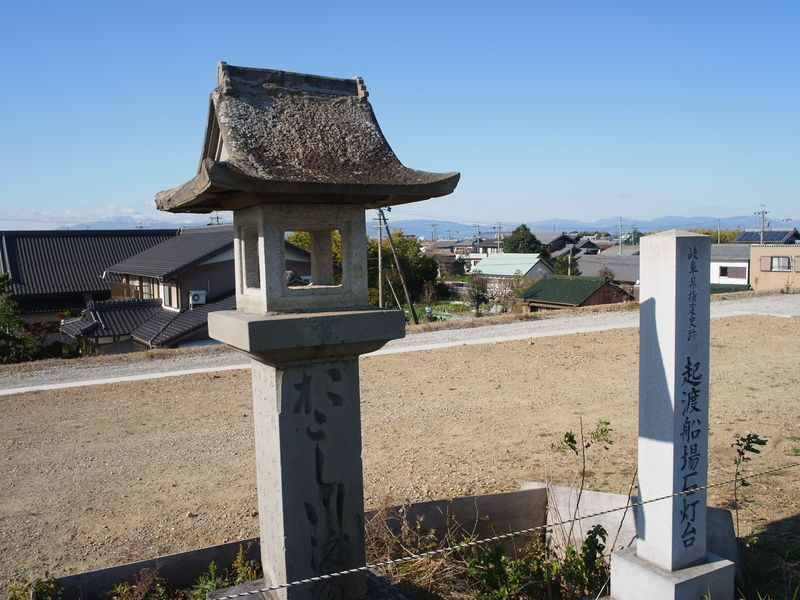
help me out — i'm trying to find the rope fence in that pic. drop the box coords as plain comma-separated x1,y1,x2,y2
214,461,800,599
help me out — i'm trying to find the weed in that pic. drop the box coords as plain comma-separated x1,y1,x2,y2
365,505,476,598
230,544,262,584
191,562,228,600
465,524,609,599
732,433,768,537
551,418,614,544
105,567,181,600
6,573,63,600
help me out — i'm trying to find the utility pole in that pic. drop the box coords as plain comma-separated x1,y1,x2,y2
755,204,769,244
371,215,384,308
717,218,721,244
431,223,437,242
618,217,623,256
379,208,418,324
496,222,502,251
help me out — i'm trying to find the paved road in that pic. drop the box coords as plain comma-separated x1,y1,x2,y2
1,294,797,396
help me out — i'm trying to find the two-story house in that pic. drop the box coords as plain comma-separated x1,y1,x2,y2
61,225,312,353
0,229,178,341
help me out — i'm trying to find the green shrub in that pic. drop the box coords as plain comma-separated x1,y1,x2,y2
7,573,63,600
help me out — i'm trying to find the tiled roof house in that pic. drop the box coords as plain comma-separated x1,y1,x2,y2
0,229,178,322
471,253,551,278
519,275,633,312
61,225,313,352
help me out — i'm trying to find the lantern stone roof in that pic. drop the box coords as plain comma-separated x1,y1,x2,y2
156,63,460,214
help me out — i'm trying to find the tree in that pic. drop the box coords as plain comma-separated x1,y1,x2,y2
466,273,489,316
493,271,531,313
687,229,739,243
286,230,343,263
366,230,438,307
624,229,643,245
502,224,550,259
0,275,37,364
552,254,582,276
597,266,615,282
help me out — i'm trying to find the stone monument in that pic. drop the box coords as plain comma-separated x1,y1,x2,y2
156,63,459,599
611,230,734,600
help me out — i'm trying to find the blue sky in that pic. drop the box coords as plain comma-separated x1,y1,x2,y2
1,1,797,230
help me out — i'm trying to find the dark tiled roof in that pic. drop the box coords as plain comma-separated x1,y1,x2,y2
578,256,640,283
0,229,178,297
156,63,459,213
576,239,599,250
108,225,232,278
600,244,640,256
16,295,90,315
731,229,799,244
431,240,459,249
132,292,235,347
61,299,164,338
710,244,751,260
537,232,577,245
519,275,608,305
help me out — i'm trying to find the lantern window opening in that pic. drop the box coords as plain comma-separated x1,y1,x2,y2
285,228,342,290
240,224,261,290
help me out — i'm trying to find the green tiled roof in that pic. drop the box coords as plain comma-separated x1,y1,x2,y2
519,275,607,305
472,253,544,276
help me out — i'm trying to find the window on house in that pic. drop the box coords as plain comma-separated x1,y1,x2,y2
163,282,178,308
760,256,791,272
796,257,800,272
141,278,154,299
719,266,746,279
129,277,141,299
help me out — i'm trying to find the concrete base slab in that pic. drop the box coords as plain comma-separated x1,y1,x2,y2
610,547,734,600
207,572,413,600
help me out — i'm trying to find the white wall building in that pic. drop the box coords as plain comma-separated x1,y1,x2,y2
709,244,750,286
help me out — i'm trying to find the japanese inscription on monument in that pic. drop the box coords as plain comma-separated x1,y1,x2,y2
679,243,705,550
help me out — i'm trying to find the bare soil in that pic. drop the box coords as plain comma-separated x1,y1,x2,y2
1,315,799,589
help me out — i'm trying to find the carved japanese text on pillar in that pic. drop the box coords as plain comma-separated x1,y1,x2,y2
687,245,699,342
679,243,705,549
679,354,703,549
293,366,348,600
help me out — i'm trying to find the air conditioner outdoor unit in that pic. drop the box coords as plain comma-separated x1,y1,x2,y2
189,290,207,306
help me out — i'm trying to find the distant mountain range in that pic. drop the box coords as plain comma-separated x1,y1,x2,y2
53,214,773,240
384,216,767,240
56,215,214,231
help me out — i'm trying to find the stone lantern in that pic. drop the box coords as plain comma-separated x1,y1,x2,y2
156,63,459,599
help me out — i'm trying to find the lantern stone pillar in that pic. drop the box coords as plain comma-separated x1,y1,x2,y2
155,63,459,598
209,205,404,599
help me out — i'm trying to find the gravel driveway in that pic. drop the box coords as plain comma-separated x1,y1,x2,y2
1,293,797,395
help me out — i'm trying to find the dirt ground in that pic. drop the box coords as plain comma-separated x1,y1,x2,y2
1,314,799,588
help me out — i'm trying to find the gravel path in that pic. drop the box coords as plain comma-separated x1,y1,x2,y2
1,293,797,395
